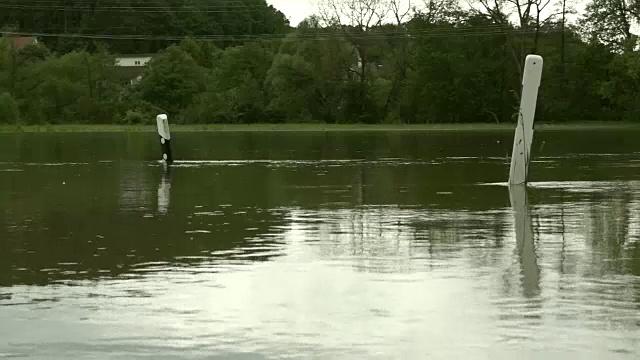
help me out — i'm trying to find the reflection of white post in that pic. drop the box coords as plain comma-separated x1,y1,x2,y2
156,114,173,163
509,184,540,298
157,163,171,215
509,55,543,185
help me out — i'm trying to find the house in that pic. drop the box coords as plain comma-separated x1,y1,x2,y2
115,54,156,85
3,36,38,50
115,54,154,67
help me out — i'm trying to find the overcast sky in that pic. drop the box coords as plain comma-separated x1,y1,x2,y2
267,0,317,26
267,0,590,28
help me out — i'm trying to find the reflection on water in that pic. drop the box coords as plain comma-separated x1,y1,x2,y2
158,163,171,215
0,130,639,358
510,184,540,299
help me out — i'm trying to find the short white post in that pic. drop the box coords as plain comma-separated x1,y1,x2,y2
156,114,173,163
509,55,543,185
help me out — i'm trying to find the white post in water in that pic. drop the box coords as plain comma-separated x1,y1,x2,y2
156,114,173,164
509,55,543,185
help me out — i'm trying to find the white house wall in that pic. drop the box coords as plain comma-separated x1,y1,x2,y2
115,57,152,67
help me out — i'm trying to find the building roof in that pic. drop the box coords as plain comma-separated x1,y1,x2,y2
5,36,37,49
116,66,147,80
115,53,158,59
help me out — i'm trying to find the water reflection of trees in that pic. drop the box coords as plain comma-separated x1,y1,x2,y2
1,134,640,306
0,162,290,287
530,184,640,278
288,178,640,301
291,206,510,274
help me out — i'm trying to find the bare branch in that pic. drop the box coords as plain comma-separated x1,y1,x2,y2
390,0,413,25
316,0,394,29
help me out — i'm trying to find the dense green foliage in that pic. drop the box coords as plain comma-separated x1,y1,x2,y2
0,0,639,124
0,0,289,53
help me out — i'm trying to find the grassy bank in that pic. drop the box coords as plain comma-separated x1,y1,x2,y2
1,122,640,133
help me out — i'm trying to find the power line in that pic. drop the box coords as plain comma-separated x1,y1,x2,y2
0,4,278,12
1,27,569,42
0,0,265,5
0,0,265,4
1,22,551,37
0,1,570,42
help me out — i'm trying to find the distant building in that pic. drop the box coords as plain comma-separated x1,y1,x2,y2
115,54,154,67
3,36,38,50
115,54,156,85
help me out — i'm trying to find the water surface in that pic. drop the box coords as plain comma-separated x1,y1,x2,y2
0,129,639,359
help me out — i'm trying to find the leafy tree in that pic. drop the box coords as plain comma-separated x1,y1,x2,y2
580,0,638,53
179,38,222,69
185,41,275,123
265,53,317,122
597,51,640,120
22,50,121,124
136,44,207,118
0,0,291,54
578,0,640,120
269,18,355,123
0,0,639,124
0,92,20,124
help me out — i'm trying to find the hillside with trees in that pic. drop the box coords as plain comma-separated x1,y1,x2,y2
0,0,639,125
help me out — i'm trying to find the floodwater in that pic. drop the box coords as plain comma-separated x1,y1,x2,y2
0,129,639,359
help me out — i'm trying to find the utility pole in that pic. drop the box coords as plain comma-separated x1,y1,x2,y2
560,0,566,73
64,0,69,33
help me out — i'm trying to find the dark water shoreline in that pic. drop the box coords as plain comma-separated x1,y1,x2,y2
2,122,640,134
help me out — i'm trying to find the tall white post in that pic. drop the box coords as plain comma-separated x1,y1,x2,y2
156,114,173,163
509,55,543,185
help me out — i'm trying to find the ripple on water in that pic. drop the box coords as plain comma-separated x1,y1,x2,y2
2,146,640,358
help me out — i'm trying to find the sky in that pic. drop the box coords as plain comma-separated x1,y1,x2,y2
267,0,317,26
267,0,591,28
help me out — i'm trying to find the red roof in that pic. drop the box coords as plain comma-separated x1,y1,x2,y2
6,36,37,49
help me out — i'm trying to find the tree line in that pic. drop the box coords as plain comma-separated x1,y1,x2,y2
0,0,639,125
